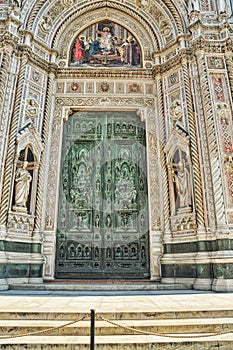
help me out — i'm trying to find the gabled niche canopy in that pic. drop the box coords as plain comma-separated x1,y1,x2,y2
70,20,142,68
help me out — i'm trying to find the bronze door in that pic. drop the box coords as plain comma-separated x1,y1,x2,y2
55,111,149,279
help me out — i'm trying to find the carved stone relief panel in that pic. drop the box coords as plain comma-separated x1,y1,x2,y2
200,0,211,11
208,73,231,225
56,82,65,93
44,108,62,233
211,75,233,213
85,82,94,94
164,85,183,139
116,82,125,94
146,108,161,232
66,82,84,93
146,84,154,95
167,70,180,88
207,56,226,70
22,64,48,134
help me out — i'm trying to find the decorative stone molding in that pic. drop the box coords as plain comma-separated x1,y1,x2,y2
57,68,153,80
55,96,155,108
15,124,43,161
28,0,183,51
7,211,35,233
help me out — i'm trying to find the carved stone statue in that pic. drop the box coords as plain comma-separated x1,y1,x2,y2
26,99,38,122
13,0,21,10
170,100,183,124
188,0,200,13
14,162,32,211
106,215,112,228
61,0,74,6
219,0,227,13
173,159,192,210
40,17,52,32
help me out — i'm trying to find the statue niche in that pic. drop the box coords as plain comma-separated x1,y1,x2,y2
171,150,192,215
14,161,32,211
13,147,34,213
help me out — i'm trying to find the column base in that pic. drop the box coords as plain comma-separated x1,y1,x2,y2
0,278,9,291
212,278,233,292
193,278,212,291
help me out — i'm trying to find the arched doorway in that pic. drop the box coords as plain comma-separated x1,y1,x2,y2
55,111,150,279
42,3,164,281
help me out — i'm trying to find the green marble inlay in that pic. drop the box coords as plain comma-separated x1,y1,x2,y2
162,263,233,279
163,239,232,255
162,264,197,279
0,241,4,251
0,264,6,279
0,264,43,279
213,264,233,279
0,241,41,254
196,264,212,279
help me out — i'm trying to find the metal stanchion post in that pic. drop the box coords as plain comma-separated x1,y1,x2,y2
90,309,95,350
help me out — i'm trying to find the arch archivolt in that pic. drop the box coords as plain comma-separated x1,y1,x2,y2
56,8,158,67
22,0,186,55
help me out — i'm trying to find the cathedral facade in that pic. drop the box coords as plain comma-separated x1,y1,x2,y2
0,0,233,291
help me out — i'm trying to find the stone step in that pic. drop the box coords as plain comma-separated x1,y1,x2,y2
0,317,233,336
0,334,233,349
1,309,233,320
9,282,192,291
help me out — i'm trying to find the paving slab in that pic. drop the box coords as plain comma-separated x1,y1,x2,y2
0,291,232,314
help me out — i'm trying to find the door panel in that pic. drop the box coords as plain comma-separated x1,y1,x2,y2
55,111,149,279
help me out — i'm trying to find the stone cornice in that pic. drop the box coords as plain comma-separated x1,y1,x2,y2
57,68,154,80
152,48,193,76
0,32,18,51
190,36,233,53
189,15,232,32
18,29,59,58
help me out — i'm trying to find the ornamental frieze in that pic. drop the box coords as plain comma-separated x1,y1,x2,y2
57,69,153,80
55,96,155,107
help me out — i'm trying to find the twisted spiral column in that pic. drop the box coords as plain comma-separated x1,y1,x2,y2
156,74,170,233
191,64,216,227
0,49,12,203
0,55,28,226
225,53,233,105
195,51,226,227
0,50,11,118
34,72,55,231
181,56,205,229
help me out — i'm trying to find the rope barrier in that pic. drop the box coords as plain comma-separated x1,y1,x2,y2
0,315,89,340
97,315,233,339
0,311,232,341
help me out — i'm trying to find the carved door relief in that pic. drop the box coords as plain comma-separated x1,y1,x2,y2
55,111,149,279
